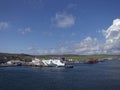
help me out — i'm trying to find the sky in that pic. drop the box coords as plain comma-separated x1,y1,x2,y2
0,0,120,55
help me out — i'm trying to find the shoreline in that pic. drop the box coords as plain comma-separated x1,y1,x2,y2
0,57,119,67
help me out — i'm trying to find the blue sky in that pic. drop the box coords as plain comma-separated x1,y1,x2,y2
0,0,120,55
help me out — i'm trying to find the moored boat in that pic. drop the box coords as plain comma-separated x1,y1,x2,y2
65,65,74,68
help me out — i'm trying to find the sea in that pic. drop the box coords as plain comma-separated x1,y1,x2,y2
0,59,120,90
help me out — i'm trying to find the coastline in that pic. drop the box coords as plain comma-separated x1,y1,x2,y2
0,52,120,67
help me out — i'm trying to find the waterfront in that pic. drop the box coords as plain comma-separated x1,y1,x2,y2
0,59,120,90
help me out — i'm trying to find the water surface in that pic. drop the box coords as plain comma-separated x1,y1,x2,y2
0,59,120,90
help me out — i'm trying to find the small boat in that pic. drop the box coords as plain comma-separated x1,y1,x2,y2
65,65,74,68
16,62,22,66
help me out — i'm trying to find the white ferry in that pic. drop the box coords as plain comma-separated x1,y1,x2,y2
32,58,65,67
42,59,65,67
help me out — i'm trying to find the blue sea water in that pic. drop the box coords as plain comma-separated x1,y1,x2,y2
0,59,120,90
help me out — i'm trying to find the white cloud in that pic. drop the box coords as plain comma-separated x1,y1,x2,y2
27,36,104,55
103,18,120,54
26,46,43,55
53,12,75,28
0,22,9,30
76,37,104,54
18,27,32,34
27,47,37,51
26,18,120,55
72,18,120,55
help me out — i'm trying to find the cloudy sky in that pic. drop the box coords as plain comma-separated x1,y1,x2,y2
0,0,120,55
